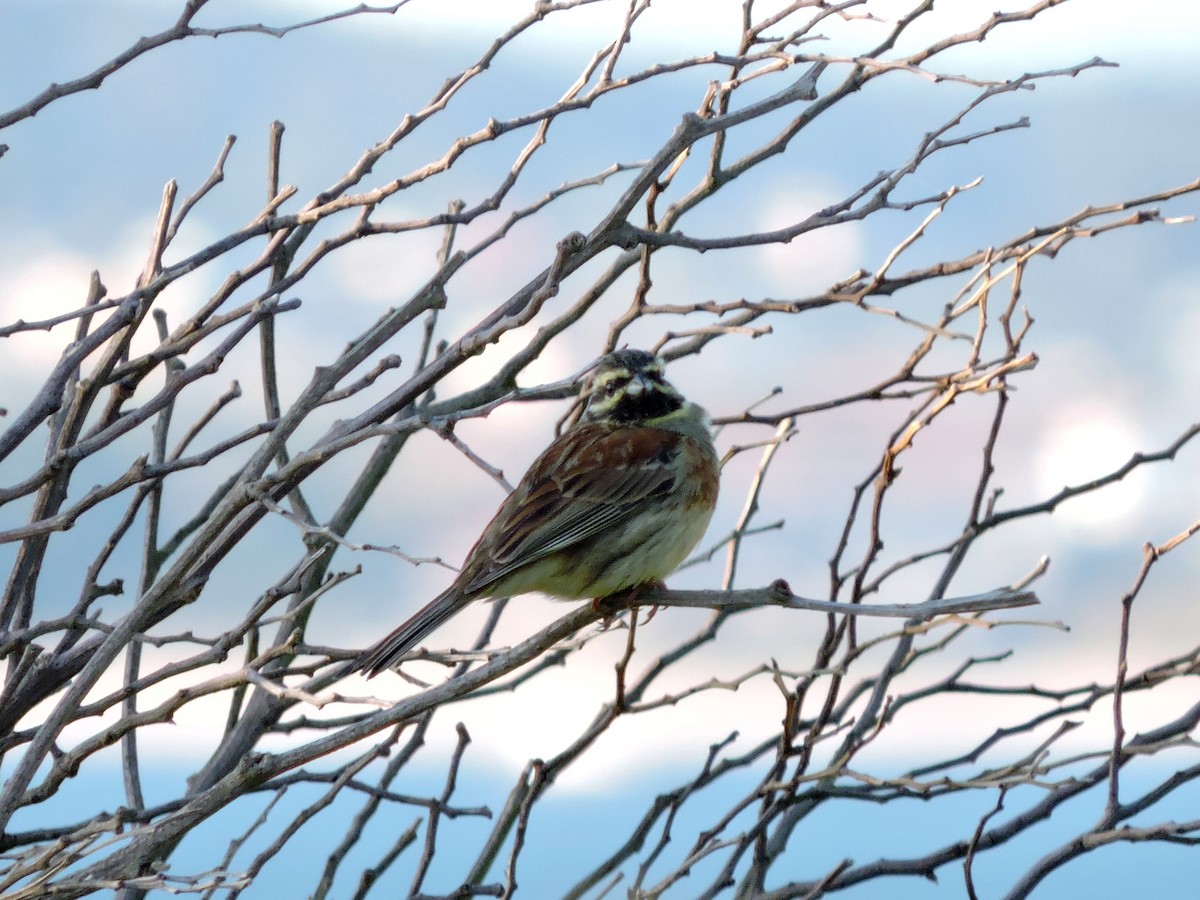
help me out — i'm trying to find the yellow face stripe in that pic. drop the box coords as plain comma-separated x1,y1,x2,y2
643,403,694,426
583,353,677,422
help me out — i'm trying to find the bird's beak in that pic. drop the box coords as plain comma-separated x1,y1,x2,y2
626,373,652,396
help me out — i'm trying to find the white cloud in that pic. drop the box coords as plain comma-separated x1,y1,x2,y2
1034,402,1146,538
236,0,1194,57
754,183,866,291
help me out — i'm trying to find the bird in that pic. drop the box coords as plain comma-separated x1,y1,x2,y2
353,348,719,677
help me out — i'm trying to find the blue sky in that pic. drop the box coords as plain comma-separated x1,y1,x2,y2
2,0,1199,896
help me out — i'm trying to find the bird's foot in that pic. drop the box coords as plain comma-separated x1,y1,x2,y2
593,580,666,628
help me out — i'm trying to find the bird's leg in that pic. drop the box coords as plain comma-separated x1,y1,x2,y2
592,592,624,629
636,579,667,624
592,580,667,628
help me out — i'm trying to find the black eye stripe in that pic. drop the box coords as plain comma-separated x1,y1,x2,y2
582,352,680,422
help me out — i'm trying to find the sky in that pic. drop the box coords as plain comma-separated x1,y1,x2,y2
1,0,1199,897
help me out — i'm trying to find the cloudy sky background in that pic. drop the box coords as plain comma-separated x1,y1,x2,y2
2,0,1199,896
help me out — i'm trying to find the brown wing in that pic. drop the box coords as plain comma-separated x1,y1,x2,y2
460,422,681,596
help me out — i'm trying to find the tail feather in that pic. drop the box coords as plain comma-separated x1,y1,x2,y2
353,590,471,677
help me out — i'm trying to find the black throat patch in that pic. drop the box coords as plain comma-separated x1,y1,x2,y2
606,386,684,423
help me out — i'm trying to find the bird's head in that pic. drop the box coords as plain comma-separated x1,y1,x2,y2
581,349,687,425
